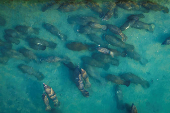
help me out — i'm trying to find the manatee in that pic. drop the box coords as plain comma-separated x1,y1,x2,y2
162,37,170,45
142,1,169,13
92,52,119,66
127,14,145,20
43,83,60,107
96,47,114,57
15,25,39,35
102,2,116,21
66,42,96,51
116,1,149,13
106,24,128,42
58,2,85,12
104,34,134,51
18,64,45,81
42,22,67,41
87,34,108,47
130,103,138,113
120,72,150,88
40,56,69,64
18,47,38,62
115,85,125,110
73,66,89,97
81,56,110,71
41,1,59,12
83,64,106,84
42,93,51,111
86,2,104,18
78,25,102,34
67,15,98,25
1,49,24,60
125,49,148,65
4,34,20,45
4,29,25,39
87,22,107,30
131,21,155,32
106,74,130,87
26,36,57,50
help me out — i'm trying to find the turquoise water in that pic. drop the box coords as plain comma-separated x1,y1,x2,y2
0,1,170,113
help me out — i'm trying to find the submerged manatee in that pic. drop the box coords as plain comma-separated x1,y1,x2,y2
81,56,110,71
142,1,169,13
115,85,125,110
67,15,98,25
4,29,25,39
120,72,150,88
18,47,38,62
87,34,108,48
102,2,116,21
106,24,128,41
4,34,20,45
106,74,130,87
86,2,104,18
18,64,44,81
130,103,138,113
66,42,96,51
15,25,39,35
42,93,51,111
104,34,134,51
26,36,57,50
92,52,119,66
131,21,155,32
58,2,84,12
42,22,67,41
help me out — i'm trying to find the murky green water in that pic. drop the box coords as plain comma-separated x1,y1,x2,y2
0,1,170,113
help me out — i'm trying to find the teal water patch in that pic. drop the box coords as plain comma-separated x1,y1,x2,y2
0,1,170,113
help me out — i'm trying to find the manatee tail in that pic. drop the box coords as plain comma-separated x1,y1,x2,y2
120,33,128,42
47,42,57,49
139,57,148,66
120,50,127,57
125,80,130,87
33,28,40,35
148,24,155,32
103,63,110,71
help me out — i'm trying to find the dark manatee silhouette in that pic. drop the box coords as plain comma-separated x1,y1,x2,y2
120,72,150,88
106,24,128,42
67,15,98,25
66,42,96,51
102,2,116,21
4,29,26,39
87,34,108,47
4,34,20,45
142,1,169,13
86,2,104,18
114,85,125,110
92,52,119,66
58,2,84,12
104,34,134,51
18,47,38,62
42,22,67,41
26,36,57,50
81,56,110,71
18,64,45,81
106,74,130,87
15,25,40,35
